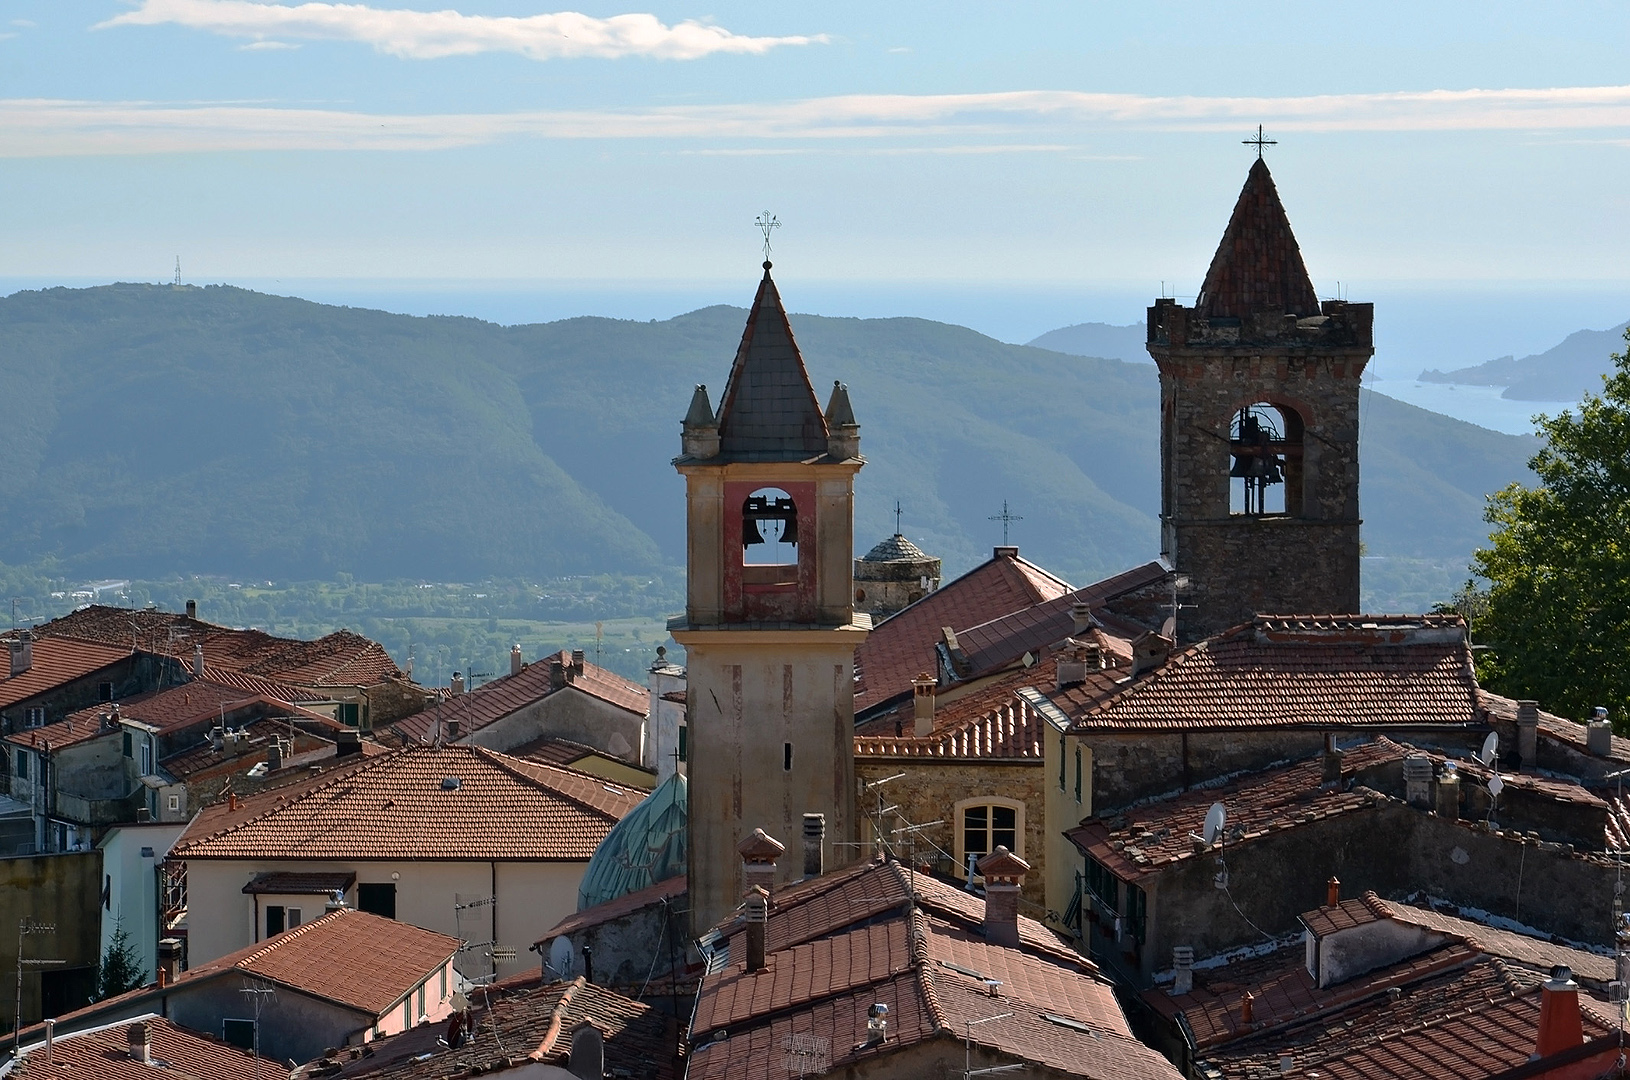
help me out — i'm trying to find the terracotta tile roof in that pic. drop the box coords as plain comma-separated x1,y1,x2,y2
1364,897,1617,986
691,861,1181,1079
539,874,688,944
1478,689,1630,764
384,651,646,744
0,634,133,710
242,870,357,895
3,712,122,753
854,552,1074,715
331,976,681,1080
712,267,830,461
10,1015,286,1080
1195,157,1321,321
1066,739,1410,881
182,908,459,1016
170,744,643,861
194,665,330,703
1190,956,1615,1079
1299,894,1391,939
156,716,352,780
1054,614,1479,732
951,561,1168,679
854,655,1068,760
63,678,324,737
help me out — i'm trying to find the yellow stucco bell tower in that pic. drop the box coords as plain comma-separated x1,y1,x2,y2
671,260,869,933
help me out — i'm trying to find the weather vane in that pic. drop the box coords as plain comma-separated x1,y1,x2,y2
988,501,1023,546
755,211,780,264
1243,125,1276,160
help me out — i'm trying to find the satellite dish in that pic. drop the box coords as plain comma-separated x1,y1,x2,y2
1475,732,1498,768
1202,803,1227,847
1488,774,1505,799
547,936,574,979
1161,617,1177,639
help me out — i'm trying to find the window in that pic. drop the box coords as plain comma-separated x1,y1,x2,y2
24,707,44,728
1085,856,1119,911
439,966,447,1000
1058,733,1066,791
98,682,113,703
955,797,1024,873
417,983,426,1019
402,999,411,1028
14,750,27,782
287,908,302,928
123,732,133,758
167,794,180,813
358,883,397,919
139,741,152,776
783,743,793,771
337,702,360,727
741,487,798,566
1229,402,1305,517
1074,746,1082,804
223,1019,256,1051
677,724,687,763
1125,883,1148,943
266,906,285,936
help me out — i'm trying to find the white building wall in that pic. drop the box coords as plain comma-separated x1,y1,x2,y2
98,821,186,981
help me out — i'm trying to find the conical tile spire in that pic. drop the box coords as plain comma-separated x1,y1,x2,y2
1196,158,1320,320
714,264,829,460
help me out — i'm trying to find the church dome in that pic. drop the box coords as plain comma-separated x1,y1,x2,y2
861,534,933,563
576,771,687,911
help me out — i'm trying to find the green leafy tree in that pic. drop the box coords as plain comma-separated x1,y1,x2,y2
1472,327,1630,725
96,921,147,1001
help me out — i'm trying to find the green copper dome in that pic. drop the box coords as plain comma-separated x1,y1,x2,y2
576,771,687,911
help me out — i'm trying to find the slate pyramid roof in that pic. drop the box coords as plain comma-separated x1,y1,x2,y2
715,264,830,460
1196,158,1321,320
860,534,933,563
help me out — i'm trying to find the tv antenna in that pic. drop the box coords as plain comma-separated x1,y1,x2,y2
172,257,182,287
755,211,780,264
11,920,63,1051
1243,125,1276,160
238,977,276,1062
988,502,1023,546
964,1012,1023,1078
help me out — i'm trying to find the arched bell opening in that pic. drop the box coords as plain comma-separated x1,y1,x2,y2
1228,403,1305,517
741,487,799,581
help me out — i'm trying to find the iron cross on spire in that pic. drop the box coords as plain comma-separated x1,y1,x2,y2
755,211,780,264
1243,125,1277,159
988,501,1023,546
894,500,903,535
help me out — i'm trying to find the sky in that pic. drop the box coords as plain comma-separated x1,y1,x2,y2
1,2,1628,368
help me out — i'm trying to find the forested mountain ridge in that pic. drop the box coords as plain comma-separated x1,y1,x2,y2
0,283,1536,603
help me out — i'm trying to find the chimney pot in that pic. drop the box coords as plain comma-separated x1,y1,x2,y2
1171,946,1195,996
128,1022,152,1063
1588,707,1612,755
911,675,935,737
1069,599,1094,636
1403,755,1434,808
43,1019,54,1064
1537,966,1584,1058
8,633,33,677
571,649,585,676
738,828,785,896
1239,990,1254,1029
975,846,1029,949
227,791,238,811
550,659,566,691
157,937,181,987
1326,877,1341,907
450,672,464,697
192,642,205,678
801,813,825,879
744,886,769,973
1517,700,1540,767
510,644,523,677
185,599,197,619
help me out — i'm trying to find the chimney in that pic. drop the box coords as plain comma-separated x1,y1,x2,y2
1069,599,1094,636
744,885,769,972
157,938,182,987
185,599,197,619
1536,966,1585,1058
128,1021,152,1064
1130,632,1172,678
446,717,461,741
450,672,465,697
1588,707,1613,756
1403,755,1434,808
1322,732,1344,783
550,658,567,691
43,1019,54,1064
1239,991,1254,1031
1171,946,1195,996
911,675,936,737
581,945,593,984
336,729,362,758
571,649,585,677
975,846,1030,948
1517,700,1540,768
227,791,238,811
1326,877,1341,907
737,828,786,897
568,1022,605,1080
993,546,1019,560
266,739,283,772
802,813,825,879
1435,763,1461,820
9,632,33,677
510,644,523,677
192,642,205,678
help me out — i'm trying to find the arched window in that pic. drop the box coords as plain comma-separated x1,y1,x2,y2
741,487,798,566
953,796,1025,876
1229,403,1304,516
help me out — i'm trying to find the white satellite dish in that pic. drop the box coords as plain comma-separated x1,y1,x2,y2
1161,617,1177,640
547,936,574,979
1488,774,1505,799
1201,803,1227,848
1475,732,1498,768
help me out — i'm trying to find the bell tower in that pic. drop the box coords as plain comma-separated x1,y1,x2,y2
672,261,869,932
1148,158,1373,640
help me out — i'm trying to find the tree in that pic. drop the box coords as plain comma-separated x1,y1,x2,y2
96,921,146,1001
1472,327,1630,726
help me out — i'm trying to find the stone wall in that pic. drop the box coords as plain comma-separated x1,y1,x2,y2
1085,729,1329,814
0,851,102,1026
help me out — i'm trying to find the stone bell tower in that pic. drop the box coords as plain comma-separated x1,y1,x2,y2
671,261,869,933
1148,158,1374,640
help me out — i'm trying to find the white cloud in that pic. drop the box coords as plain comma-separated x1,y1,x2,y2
239,39,299,49
96,0,828,61
11,19,36,28
3,84,1629,157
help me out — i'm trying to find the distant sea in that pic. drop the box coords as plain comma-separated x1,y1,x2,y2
6,275,1624,437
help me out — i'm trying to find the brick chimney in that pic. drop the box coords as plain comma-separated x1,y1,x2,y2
128,1021,152,1063
157,937,182,987
975,846,1030,948
1517,700,1539,768
802,813,825,879
1171,946,1195,996
744,885,769,973
911,675,935,737
550,658,566,691
1536,966,1584,1058
571,649,585,678
738,828,785,897
1326,876,1341,907
510,644,524,677
8,632,33,677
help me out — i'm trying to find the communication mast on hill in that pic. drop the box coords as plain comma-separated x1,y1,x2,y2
172,257,182,287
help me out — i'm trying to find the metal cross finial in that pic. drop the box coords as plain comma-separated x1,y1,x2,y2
894,500,903,535
987,501,1023,546
754,211,780,263
1243,125,1276,159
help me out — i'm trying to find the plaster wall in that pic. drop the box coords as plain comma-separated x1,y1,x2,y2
464,688,645,764
0,851,101,1026
1315,919,1445,987
99,822,186,982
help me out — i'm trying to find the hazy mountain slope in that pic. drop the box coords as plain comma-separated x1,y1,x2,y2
0,283,1538,597
1419,319,1629,401
1025,321,1150,364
